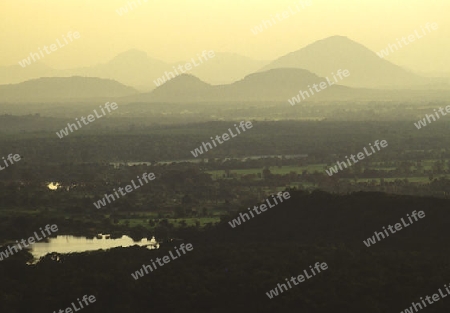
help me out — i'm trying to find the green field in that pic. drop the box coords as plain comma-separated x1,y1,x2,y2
345,177,439,184
207,164,328,178
207,159,446,179
116,217,220,229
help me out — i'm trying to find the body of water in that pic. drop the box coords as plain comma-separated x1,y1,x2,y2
30,235,159,261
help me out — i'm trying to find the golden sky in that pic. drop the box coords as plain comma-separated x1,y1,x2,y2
1,0,448,72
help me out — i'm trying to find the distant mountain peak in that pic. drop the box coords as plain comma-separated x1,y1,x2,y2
323,35,351,40
0,76,137,102
155,74,211,90
236,68,320,86
110,49,150,64
115,49,148,58
246,67,318,78
300,35,372,53
259,35,425,88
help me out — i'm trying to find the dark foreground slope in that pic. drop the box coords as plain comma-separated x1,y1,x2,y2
1,191,449,313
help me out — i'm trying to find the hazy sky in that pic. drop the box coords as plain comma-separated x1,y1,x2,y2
1,0,448,72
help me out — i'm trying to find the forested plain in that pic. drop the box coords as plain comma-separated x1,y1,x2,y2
1,100,450,312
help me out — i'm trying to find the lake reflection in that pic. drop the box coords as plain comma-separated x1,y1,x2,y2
30,235,159,260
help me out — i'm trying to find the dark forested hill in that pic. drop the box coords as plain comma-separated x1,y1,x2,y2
211,190,446,249
1,191,449,312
